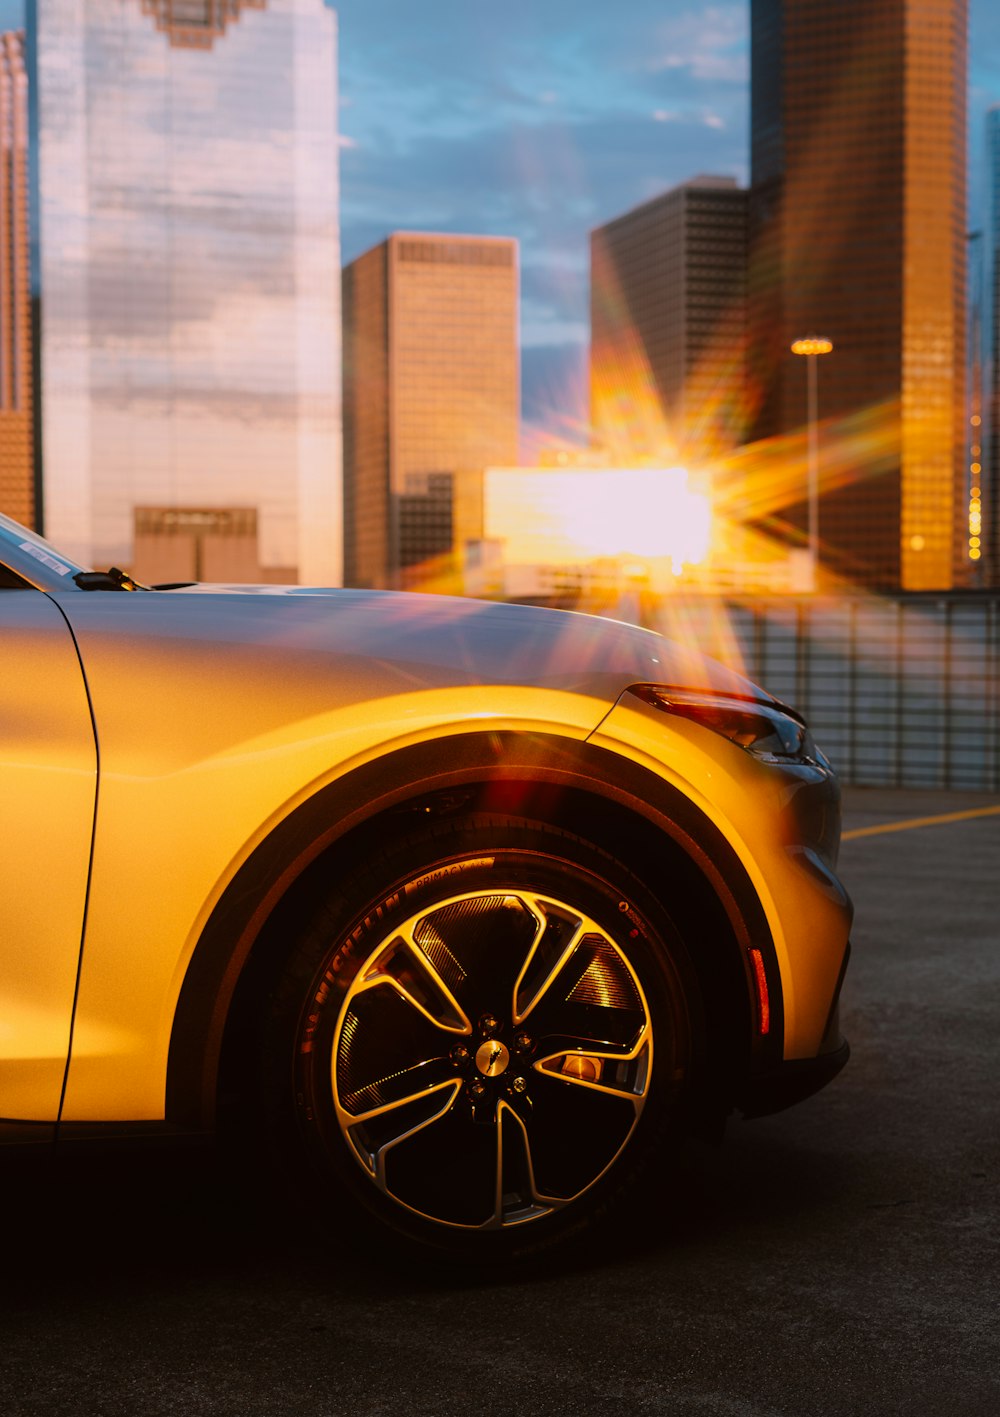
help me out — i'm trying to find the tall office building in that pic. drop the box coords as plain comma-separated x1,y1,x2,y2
342,233,519,589
31,0,341,584
749,0,968,591
986,108,1000,587
590,176,747,461
0,31,33,529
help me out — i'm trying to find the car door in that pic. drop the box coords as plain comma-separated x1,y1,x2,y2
0,576,97,1124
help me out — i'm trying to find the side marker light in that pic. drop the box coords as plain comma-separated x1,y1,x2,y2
749,948,771,1035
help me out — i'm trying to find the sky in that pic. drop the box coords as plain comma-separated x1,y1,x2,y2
332,0,1000,437
3,0,999,435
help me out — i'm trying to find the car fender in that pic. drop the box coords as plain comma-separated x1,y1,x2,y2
163,728,782,1131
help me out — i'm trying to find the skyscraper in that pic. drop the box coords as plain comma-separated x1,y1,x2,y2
342,232,519,590
0,31,33,529
749,0,968,591
590,176,748,462
30,0,341,584
986,107,1000,587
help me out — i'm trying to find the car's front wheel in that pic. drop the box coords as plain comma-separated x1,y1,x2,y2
262,814,700,1259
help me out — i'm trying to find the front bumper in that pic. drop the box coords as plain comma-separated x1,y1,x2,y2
739,1036,850,1117
740,941,852,1117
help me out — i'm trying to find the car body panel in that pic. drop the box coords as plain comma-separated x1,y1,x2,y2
51,589,766,1121
589,694,851,1059
0,593,96,1120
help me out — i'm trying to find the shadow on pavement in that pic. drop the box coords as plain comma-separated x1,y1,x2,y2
2,1114,847,1304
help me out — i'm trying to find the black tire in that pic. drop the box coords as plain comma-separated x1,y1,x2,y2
261,813,701,1261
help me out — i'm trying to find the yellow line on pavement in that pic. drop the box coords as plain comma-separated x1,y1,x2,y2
842,803,1000,841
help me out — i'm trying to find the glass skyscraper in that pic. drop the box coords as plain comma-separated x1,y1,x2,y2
0,30,32,530
590,175,748,463
986,107,1000,587
749,0,968,592
30,0,341,584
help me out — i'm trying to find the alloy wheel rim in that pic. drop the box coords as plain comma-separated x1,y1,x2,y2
331,888,654,1230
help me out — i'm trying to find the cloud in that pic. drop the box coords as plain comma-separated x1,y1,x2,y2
332,0,998,425
646,4,748,84
340,105,745,258
334,0,747,143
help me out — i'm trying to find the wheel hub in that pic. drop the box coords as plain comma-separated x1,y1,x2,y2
475,1038,510,1077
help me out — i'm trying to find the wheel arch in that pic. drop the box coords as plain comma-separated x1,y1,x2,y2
165,730,782,1131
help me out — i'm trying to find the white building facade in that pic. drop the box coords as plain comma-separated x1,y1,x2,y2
32,0,342,584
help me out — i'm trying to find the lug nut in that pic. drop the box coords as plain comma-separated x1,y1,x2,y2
515,1032,533,1053
469,1081,487,1101
511,1076,528,1094
451,1044,470,1065
480,1013,500,1036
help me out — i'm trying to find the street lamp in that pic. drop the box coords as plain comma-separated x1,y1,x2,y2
791,335,833,591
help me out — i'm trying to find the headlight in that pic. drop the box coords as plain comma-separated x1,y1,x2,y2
629,685,827,767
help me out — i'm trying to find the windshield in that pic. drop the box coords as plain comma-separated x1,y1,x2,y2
0,513,88,578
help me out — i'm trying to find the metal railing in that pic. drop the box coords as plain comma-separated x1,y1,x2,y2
712,595,1000,791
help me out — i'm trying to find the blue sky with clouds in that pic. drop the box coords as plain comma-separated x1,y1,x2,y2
4,1,999,429
331,0,1000,429
334,0,753,427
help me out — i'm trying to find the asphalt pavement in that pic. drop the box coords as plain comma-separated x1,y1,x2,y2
2,787,999,1416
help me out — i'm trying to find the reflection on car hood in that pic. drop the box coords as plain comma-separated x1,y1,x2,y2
147,584,768,704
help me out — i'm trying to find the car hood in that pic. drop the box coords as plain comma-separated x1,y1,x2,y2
135,583,767,705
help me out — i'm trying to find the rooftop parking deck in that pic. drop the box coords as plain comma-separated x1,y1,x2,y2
3,787,998,1416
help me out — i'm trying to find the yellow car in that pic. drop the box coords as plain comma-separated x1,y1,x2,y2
1,512,851,1258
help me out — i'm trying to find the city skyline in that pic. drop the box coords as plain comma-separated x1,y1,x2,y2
331,0,1000,442
1,1,997,442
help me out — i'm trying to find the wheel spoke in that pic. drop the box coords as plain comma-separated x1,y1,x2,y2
338,1058,457,1122
408,894,542,1021
380,1094,501,1227
517,1068,640,1201
359,935,471,1034
351,1080,464,1184
489,1100,507,1229
533,1030,643,1062
334,983,458,1145
534,1031,652,1104
499,1103,568,1215
511,900,587,1025
517,928,647,1051
396,920,477,1033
